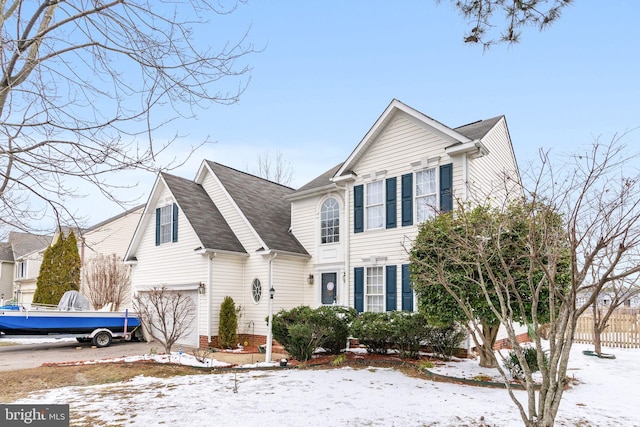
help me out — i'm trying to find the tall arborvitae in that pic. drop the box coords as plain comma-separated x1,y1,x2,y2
33,230,81,305
218,296,238,348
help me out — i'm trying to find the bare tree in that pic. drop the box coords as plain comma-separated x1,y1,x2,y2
83,254,130,311
588,275,640,356
0,1,253,233
133,286,196,354
254,150,294,185
438,0,573,48
411,136,640,426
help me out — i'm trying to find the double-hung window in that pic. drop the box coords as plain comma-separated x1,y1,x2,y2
320,198,340,244
156,203,178,245
366,266,384,312
366,180,384,230
416,168,437,223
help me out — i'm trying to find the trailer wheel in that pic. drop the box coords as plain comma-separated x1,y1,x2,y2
93,331,113,348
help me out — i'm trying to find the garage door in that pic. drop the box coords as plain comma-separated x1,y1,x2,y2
176,289,199,348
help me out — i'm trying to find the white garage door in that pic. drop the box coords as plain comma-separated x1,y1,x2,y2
176,289,199,348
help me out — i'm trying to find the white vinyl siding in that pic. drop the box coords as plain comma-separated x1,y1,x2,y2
366,180,384,230
416,168,437,222
366,266,384,312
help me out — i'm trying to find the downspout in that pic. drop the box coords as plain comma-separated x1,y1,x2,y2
266,252,278,362
207,253,215,344
335,184,349,307
462,154,469,202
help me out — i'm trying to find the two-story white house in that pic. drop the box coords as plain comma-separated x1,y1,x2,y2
125,99,520,349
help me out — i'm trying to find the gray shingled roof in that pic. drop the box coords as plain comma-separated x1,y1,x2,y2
454,116,503,141
8,232,51,258
296,163,344,193
161,173,246,254
0,242,13,262
206,162,309,256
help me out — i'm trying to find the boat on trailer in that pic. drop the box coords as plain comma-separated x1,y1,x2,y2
0,291,141,347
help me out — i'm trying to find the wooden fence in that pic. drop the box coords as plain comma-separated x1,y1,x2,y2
575,308,640,349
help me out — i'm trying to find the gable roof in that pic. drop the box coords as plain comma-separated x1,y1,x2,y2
83,204,145,234
296,100,505,194
335,99,483,179
161,172,246,255
0,242,13,262
454,115,504,141
205,162,309,256
294,162,344,195
8,232,51,259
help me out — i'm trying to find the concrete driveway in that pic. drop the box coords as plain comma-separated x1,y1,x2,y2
0,338,284,371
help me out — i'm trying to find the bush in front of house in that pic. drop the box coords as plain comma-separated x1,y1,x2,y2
218,296,238,348
309,305,357,355
271,305,356,361
349,311,395,355
423,323,466,361
388,311,431,359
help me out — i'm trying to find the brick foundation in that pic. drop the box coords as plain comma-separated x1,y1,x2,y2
493,332,532,350
198,334,269,349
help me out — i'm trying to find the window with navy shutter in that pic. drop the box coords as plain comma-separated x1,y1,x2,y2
386,265,397,311
439,163,453,213
402,264,413,311
172,203,179,242
354,185,364,233
401,173,413,226
155,207,161,246
354,267,364,313
156,203,178,245
386,177,397,229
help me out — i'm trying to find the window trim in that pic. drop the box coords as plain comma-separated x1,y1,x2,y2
365,266,384,312
415,167,438,223
320,198,340,244
16,261,26,279
251,278,262,304
365,180,384,230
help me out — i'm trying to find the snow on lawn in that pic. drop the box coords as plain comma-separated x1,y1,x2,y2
13,343,640,427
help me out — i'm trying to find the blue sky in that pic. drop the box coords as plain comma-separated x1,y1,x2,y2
86,1,640,225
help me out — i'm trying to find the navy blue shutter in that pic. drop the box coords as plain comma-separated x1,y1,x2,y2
440,163,453,213
354,267,364,313
172,203,179,242
401,173,413,226
385,177,397,229
354,185,364,233
402,264,413,311
386,265,397,311
155,208,161,246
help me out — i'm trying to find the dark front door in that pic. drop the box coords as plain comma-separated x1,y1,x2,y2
321,272,337,305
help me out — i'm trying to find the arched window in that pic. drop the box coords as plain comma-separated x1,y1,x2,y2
321,198,340,244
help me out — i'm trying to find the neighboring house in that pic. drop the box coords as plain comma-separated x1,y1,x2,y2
0,232,53,304
79,205,144,309
126,99,521,348
0,207,142,308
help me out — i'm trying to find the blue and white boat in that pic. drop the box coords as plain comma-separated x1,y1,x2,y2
0,291,141,347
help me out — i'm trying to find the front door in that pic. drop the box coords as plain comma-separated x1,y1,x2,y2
321,272,337,305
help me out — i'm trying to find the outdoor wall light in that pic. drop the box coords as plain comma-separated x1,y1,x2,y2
269,286,275,299
307,274,314,285
198,282,206,294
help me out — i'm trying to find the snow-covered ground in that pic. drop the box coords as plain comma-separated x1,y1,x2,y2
10,342,640,426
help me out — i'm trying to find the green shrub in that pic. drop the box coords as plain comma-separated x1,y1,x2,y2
271,306,356,360
388,311,431,359
350,312,394,354
310,306,357,355
424,323,466,360
218,296,238,348
503,346,548,380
